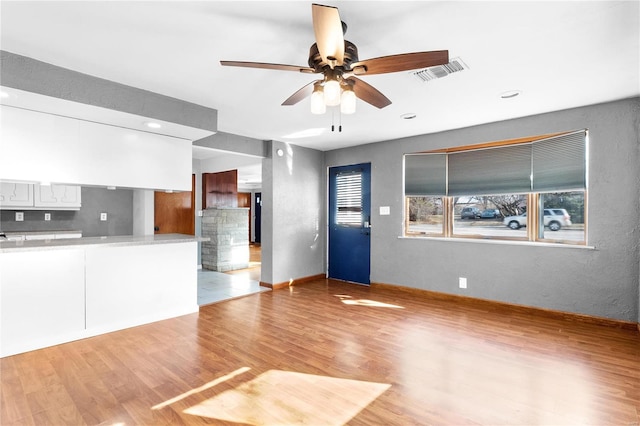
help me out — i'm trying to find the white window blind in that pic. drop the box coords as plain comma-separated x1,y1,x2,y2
448,144,532,196
532,130,586,192
404,153,446,196
336,171,362,226
404,130,587,196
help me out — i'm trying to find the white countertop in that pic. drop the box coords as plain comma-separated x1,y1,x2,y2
0,233,208,253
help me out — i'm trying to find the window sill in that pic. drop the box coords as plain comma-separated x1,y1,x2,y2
399,235,595,250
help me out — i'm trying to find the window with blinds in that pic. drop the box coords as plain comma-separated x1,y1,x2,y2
335,171,363,226
404,130,587,197
403,130,588,245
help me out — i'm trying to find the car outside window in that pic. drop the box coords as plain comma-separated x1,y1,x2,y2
453,194,527,239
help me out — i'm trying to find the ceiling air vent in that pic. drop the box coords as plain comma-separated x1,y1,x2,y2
411,57,468,83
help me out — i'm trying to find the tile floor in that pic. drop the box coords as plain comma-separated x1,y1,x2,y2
197,268,270,306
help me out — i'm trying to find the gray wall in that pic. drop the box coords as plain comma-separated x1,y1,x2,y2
1,51,217,132
0,187,133,237
262,141,326,285
325,98,640,323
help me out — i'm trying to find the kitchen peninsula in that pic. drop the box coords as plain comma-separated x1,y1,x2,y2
0,234,206,357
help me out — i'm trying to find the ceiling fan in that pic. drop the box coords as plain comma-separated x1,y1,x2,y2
221,3,449,115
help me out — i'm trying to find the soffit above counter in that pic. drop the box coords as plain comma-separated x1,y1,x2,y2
1,86,213,142
1,51,217,141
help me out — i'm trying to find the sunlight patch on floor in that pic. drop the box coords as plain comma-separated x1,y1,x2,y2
183,370,390,425
152,367,251,410
398,326,601,424
334,294,404,309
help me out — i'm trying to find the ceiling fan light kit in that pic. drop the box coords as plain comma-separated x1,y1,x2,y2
323,78,342,106
310,83,326,114
221,3,449,119
340,86,356,115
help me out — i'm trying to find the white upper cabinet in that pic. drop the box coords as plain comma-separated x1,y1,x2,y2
1,106,192,191
34,184,82,210
0,182,81,210
0,182,34,208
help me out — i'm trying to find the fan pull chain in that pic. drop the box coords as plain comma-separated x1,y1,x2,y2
329,108,343,132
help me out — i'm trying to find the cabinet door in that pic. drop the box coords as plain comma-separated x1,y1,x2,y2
0,182,34,207
34,184,81,209
0,249,86,357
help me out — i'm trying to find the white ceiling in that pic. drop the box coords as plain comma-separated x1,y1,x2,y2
1,1,638,154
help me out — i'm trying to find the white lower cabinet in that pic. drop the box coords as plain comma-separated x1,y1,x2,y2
0,242,199,357
0,250,86,357
85,243,197,332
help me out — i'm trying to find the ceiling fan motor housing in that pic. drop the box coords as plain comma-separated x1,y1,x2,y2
308,40,359,72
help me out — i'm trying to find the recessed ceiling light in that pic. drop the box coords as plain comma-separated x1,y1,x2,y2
400,113,417,120
500,90,521,99
145,121,162,129
0,91,9,99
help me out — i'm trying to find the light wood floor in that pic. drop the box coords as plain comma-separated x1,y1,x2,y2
1,279,638,425
223,243,261,282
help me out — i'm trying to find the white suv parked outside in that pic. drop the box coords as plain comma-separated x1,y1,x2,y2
503,209,572,231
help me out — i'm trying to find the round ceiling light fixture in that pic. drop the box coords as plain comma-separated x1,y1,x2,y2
500,90,522,99
400,113,417,120
144,121,162,129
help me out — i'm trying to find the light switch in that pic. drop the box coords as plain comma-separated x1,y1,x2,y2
100,212,107,221
379,206,390,215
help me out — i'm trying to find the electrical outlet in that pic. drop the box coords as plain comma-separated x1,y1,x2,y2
44,213,51,221
15,212,24,221
100,212,107,221
459,277,467,289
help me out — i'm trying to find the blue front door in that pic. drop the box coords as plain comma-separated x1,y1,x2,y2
328,163,371,285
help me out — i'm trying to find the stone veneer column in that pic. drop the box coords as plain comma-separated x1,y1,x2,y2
201,208,249,272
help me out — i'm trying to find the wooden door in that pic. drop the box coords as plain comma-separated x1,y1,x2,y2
237,192,251,242
154,175,195,235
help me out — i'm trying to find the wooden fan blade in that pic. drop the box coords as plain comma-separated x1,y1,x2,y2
312,4,344,68
350,50,449,75
221,61,316,74
348,77,391,109
282,81,318,106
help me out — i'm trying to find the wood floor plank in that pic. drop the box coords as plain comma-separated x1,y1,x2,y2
1,278,639,425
